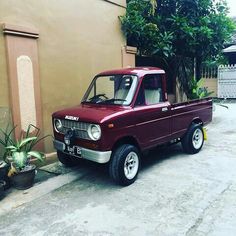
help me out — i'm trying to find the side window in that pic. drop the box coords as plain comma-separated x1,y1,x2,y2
136,74,163,106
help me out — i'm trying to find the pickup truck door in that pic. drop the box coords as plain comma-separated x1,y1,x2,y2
133,74,172,149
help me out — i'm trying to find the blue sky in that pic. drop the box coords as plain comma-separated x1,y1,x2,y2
227,0,236,16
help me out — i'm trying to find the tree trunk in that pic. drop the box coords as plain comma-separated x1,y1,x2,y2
195,56,202,81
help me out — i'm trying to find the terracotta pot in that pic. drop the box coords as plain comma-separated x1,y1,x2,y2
0,163,11,190
0,180,6,199
10,165,36,190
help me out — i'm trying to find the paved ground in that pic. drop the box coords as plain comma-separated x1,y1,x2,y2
0,102,236,236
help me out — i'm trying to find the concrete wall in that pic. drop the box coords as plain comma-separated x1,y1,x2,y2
0,0,126,153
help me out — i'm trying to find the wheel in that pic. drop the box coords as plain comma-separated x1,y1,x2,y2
109,144,140,186
57,151,79,167
181,123,204,154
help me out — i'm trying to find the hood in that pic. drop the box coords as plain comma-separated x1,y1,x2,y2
52,104,131,124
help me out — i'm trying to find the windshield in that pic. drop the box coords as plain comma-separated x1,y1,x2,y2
82,74,138,105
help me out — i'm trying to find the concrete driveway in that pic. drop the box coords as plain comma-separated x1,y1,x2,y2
0,103,236,236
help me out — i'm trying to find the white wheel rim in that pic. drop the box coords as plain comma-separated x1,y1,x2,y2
192,128,203,149
124,152,139,180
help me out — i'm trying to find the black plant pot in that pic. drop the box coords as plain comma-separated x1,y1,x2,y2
0,163,11,190
10,165,36,190
0,180,6,199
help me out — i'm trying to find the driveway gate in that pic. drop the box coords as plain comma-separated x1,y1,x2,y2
218,65,236,98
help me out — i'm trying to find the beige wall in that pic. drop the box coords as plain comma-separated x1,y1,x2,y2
0,29,11,155
203,79,218,97
109,0,126,7
0,0,126,152
0,31,9,108
122,46,137,68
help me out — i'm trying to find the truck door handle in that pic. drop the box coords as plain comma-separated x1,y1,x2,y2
161,107,168,112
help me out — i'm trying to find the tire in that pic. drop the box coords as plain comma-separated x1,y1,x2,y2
109,144,140,186
181,123,204,154
57,151,79,167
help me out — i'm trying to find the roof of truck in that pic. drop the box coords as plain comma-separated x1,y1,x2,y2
97,67,165,77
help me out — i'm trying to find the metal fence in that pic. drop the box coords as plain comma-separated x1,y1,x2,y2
201,66,218,79
218,65,236,98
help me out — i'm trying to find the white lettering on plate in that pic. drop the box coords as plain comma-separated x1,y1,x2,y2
65,115,79,121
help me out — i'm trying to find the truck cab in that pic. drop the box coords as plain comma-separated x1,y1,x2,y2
52,67,212,185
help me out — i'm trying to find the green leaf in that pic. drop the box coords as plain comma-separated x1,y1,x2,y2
18,137,37,149
12,152,27,168
25,124,40,139
0,125,17,146
28,151,45,162
197,79,204,87
6,145,17,151
163,51,169,57
0,139,6,146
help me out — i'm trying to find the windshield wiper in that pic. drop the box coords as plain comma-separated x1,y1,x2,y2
88,94,108,101
100,98,127,104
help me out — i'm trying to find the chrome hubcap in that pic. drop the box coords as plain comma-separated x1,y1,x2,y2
124,152,139,180
192,128,203,149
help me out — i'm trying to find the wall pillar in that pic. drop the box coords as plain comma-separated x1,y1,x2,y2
3,23,43,149
121,46,137,68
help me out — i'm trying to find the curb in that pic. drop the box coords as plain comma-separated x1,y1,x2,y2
0,164,90,216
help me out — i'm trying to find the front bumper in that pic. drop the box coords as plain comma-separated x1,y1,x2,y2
53,140,111,164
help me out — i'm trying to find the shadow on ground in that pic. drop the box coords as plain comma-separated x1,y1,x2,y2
55,142,187,188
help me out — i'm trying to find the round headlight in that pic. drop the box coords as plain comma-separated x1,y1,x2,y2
88,124,101,141
54,119,63,133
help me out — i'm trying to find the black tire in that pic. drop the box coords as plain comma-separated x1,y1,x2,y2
181,123,204,154
109,144,140,186
57,151,79,167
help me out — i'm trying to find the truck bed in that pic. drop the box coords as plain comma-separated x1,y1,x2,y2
170,97,213,140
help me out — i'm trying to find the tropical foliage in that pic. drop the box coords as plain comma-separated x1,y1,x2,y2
0,125,15,162
121,0,235,96
0,124,48,175
188,78,214,99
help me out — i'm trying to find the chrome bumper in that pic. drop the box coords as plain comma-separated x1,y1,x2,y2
53,140,111,164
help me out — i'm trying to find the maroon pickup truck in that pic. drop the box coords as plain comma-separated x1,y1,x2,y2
52,67,212,185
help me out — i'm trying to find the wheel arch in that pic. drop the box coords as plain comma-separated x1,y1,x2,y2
182,117,203,138
191,117,203,126
112,136,141,152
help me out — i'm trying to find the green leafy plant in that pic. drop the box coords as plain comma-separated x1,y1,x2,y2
188,78,214,99
121,0,236,93
0,125,16,162
0,124,49,176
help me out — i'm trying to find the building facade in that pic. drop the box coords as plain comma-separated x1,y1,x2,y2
0,0,136,155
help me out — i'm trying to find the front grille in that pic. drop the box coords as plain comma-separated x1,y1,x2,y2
60,119,91,140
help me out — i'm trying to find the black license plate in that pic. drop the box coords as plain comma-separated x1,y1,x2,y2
64,145,82,157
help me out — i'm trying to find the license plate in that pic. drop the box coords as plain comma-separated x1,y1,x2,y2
64,145,82,156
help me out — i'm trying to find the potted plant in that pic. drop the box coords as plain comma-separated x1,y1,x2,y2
5,124,48,190
0,161,10,190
